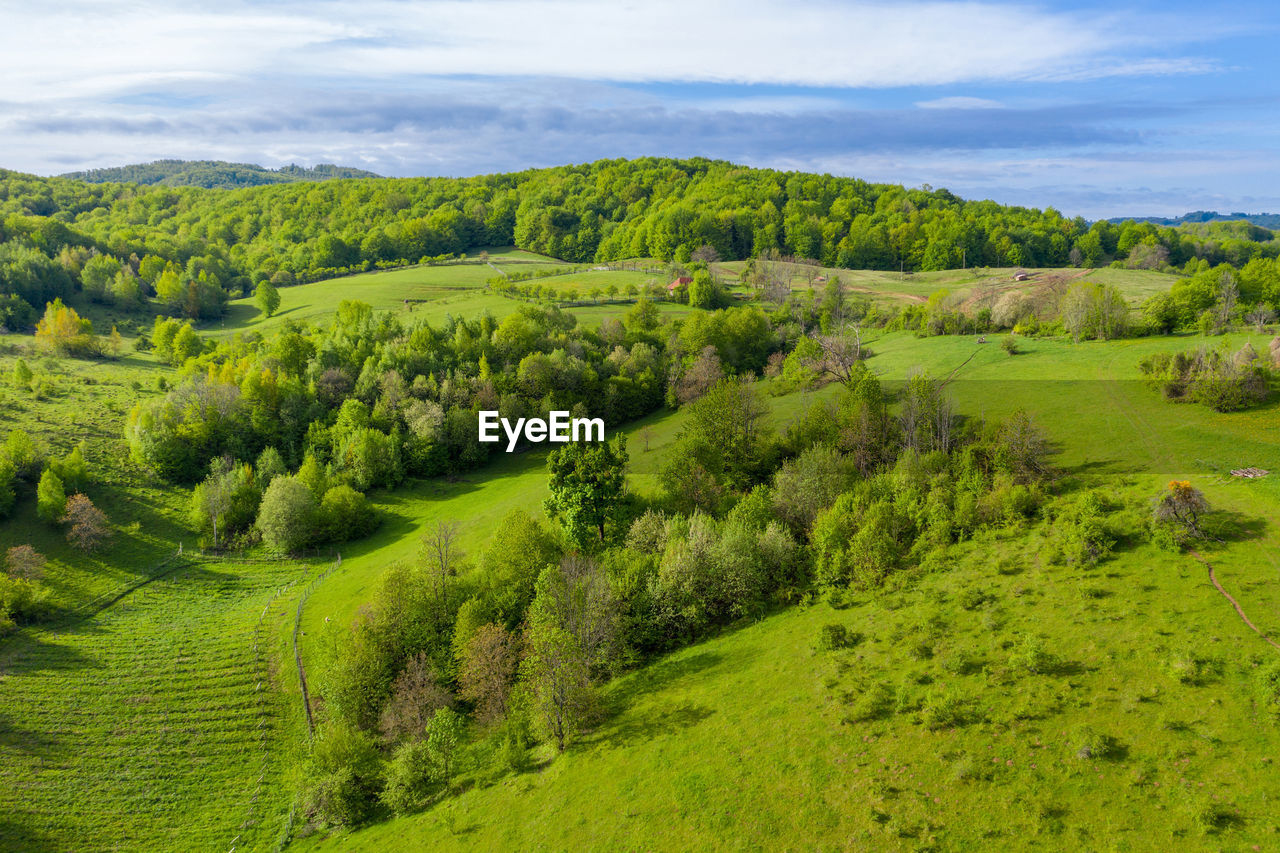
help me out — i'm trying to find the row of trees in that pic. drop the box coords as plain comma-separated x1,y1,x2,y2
1139,342,1277,411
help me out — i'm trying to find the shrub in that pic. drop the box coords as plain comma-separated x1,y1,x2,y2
815,623,860,653
1048,491,1113,567
846,681,894,722
1192,801,1240,836
303,723,384,827
921,690,980,730
1072,725,1123,760
255,475,317,553
1255,660,1280,723
35,469,66,523
1015,634,1062,675
319,485,378,543
1163,650,1222,686
958,587,991,611
0,575,53,629
10,358,32,389
380,739,437,816
1001,334,1018,355
501,712,533,772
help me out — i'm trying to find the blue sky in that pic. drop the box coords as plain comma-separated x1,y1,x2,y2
2,0,1279,218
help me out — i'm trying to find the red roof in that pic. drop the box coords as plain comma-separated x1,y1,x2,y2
667,276,693,291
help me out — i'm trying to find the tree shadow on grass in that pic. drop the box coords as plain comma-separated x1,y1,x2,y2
1208,509,1268,543
0,815,58,852
0,630,96,676
0,709,63,756
582,651,727,749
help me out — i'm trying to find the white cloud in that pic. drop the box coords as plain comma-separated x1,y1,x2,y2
916,96,1006,110
0,0,1223,103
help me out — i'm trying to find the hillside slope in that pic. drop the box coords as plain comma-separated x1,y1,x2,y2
57,160,381,188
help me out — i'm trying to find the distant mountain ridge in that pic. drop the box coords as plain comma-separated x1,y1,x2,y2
1107,210,1280,229
58,159,382,189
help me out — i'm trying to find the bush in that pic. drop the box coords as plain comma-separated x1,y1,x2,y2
1255,660,1280,723
1163,650,1222,686
846,681,894,722
0,575,53,630
380,740,438,816
1015,634,1062,675
303,723,384,827
921,690,980,730
319,485,378,543
255,475,317,553
35,469,66,523
1072,725,1123,760
1048,491,1113,567
816,623,860,653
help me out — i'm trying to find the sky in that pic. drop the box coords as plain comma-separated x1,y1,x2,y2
2,0,1279,218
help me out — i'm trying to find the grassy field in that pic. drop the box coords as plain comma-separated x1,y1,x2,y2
0,345,189,612
0,556,321,852
713,262,1181,309
215,259,693,337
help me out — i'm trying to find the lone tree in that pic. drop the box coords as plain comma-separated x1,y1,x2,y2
62,494,112,552
255,280,281,318
36,469,66,523
544,434,629,549
1154,480,1210,540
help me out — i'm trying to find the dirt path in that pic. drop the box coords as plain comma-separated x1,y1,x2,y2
1192,550,1280,652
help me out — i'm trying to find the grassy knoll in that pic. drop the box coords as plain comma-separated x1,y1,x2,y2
0,557,321,852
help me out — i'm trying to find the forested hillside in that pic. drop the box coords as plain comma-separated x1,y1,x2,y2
58,161,381,189
5,159,1279,330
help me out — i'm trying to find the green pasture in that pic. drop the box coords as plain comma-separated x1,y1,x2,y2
0,346,189,612
3,256,1278,851
0,557,320,852
714,262,1181,308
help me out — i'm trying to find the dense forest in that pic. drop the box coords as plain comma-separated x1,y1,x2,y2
4,158,1280,328
58,160,382,189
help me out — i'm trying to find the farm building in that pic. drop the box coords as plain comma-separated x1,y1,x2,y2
667,276,693,293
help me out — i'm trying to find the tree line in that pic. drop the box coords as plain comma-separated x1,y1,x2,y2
5,158,1278,329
